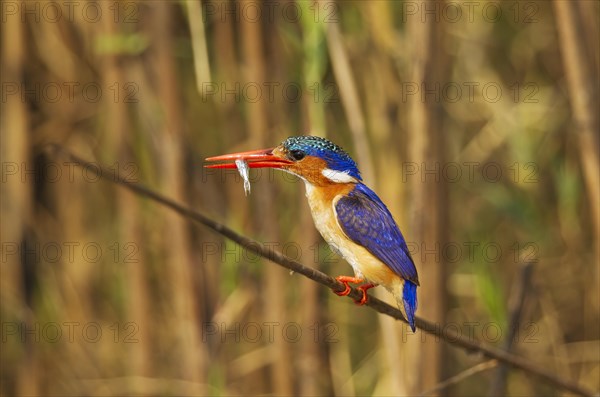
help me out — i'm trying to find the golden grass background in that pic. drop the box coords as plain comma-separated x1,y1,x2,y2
1,1,598,395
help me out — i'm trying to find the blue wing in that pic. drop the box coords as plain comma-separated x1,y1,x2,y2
335,183,419,285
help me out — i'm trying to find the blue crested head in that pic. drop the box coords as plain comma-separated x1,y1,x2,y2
280,136,362,181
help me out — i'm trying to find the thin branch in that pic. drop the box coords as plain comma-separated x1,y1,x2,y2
420,360,498,396
46,144,597,397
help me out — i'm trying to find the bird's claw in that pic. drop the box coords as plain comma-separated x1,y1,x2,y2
333,283,351,297
333,276,376,305
334,275,358,296
354,283,376,305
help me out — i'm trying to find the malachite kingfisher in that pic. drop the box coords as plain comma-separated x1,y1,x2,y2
205,136,419,331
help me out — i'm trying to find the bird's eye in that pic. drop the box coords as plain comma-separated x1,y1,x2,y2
289,149,306,161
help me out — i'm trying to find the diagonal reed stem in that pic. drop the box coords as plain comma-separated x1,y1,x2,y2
46,144,596,397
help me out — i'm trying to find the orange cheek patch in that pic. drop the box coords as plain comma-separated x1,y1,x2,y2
289,157,336,186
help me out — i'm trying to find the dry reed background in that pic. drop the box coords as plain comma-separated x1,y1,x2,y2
1,1,599,396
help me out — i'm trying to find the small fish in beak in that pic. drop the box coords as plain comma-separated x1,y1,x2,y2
235,159,251,196
205,146,293,196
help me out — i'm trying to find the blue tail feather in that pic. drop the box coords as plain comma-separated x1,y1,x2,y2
403,280,418,332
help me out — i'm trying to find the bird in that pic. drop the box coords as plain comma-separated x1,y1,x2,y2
205,136,419,331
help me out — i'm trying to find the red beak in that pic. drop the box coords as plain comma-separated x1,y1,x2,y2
204,148,292,169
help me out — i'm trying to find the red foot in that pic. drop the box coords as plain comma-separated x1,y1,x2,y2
333,276,377,305
333,275,363,296
355,283,376,305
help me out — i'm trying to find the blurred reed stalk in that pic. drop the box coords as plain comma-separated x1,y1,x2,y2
298,0,329,394
151,2,204,391
99,0,153,389
1,4,34,396
488,261,534,396
553,1,600,336
240,0,294,393
406,2,449,394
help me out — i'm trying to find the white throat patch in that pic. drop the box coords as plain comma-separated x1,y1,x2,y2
321,168,357,184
